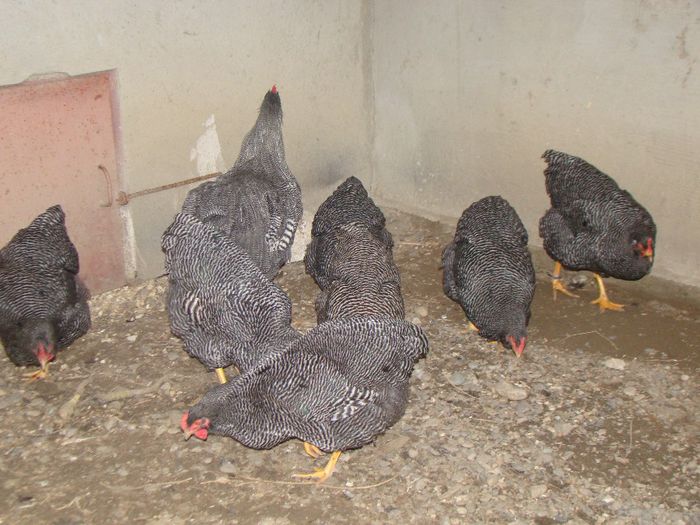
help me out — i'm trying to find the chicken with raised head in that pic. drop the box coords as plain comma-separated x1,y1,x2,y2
305,177,403,322
182,85,302,279
442,196,535,357
539,150,656,311
162,213,299,384
0,205,91,380
181,316,428,482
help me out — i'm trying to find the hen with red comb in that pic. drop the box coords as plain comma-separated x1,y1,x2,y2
181,85,302,280
442,196,535,357
0,205,91,379
539,150,656,311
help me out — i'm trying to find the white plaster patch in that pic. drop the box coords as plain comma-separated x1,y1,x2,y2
190,114,225,176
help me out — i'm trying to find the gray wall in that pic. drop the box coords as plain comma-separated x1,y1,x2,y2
2,0,699,287
371,0,700,287
2,0,373,278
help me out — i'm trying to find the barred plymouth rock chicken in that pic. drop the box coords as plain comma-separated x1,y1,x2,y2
181,316,429,482
162,213,299,384
0,205,91,380
181,85,302,279
305,177,403,322
539,150,656,311
442,196,535,357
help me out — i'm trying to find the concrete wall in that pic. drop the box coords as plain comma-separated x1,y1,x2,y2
371,0,700,287
2,0,699,287
1,0,373,279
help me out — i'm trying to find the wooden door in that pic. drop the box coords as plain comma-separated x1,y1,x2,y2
0,70,127,293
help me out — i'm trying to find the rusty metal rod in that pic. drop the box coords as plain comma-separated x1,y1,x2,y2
116,171,222,205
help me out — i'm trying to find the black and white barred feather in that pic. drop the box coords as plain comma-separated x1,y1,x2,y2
305,178,403,322
539,150,656,280
162,212,299,373
0,205,91,366
442,196,535,350
185,317,428,452
181,87,302,279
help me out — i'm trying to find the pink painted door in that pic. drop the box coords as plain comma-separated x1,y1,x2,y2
0,71,126,293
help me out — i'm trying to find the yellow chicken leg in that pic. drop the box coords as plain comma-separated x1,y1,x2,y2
551,261,579,299
293,450,342,483
215,368,227,384
24,362,50,382
303,442,324,459
591,273,624,312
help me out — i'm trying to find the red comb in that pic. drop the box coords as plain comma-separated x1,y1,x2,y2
271,85,277,94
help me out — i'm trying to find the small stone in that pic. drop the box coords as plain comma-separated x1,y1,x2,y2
415,306,428,317
126,334,137,343
449,372,466,386
219,460,236,474
602,358,626,370
553,422,576,437
530,484,547,498
494,380,529,401
622,386,637,397
680,374,689,381
407,449,419,459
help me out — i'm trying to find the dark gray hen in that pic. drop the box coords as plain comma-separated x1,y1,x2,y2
305,177,403,322
182,316,428,481
162,212,299,382
0,205,91,379
442,196,535,356
181,86,302,279
539,150,656,311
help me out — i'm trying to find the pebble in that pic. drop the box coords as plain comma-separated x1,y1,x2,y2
415,306,428,317
530,484,548,498
449,372,466,386
553,422,576,437
680,375,689,381
622,386,637,397
127,334,138,343
494,380,529,401
603,358,626,370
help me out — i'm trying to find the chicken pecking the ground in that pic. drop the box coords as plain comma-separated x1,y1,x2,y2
442,196,535,357
181,316,428,482
304,177,403,322
539,150,656,312
181,85,302,280
0,205,91,380
162,213,299,384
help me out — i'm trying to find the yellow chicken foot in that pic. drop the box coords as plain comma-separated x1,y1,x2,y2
293,450,342,483
303,442,324,459
215,368,228,384
590,273,624,312
467,321,479,332
24,362,50,382
550,261,579,299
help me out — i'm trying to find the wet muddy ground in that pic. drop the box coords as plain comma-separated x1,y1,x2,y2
1,210,698,524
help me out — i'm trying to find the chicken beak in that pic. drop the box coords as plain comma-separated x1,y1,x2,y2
508,336,526,357
181,413,209,441
35,343,55,369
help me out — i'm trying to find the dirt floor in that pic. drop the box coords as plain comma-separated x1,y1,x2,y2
1,210,698,525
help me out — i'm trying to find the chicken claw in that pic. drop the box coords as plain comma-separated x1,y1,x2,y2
24,363,50,382
303,442,324,459
550,262,579,299
293,450,342,483
591,274,624,312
